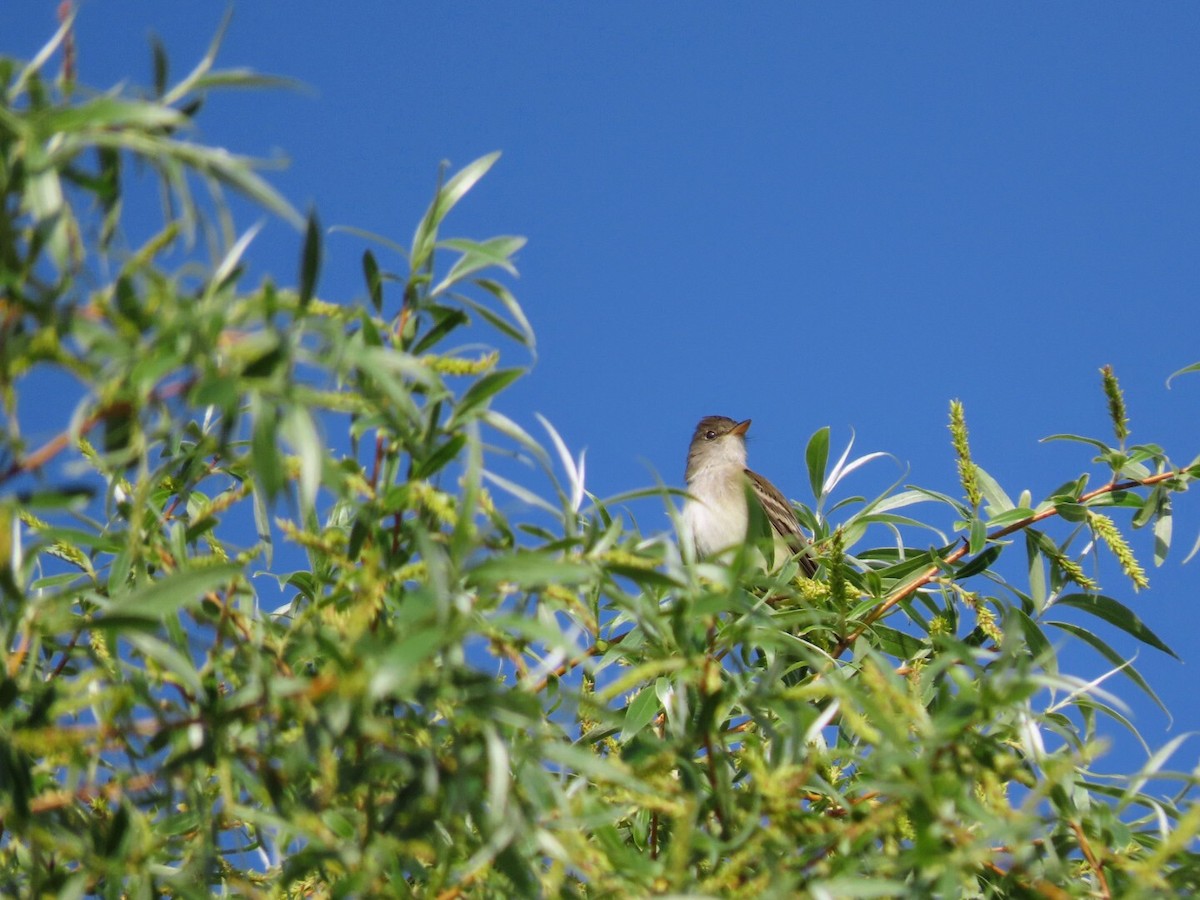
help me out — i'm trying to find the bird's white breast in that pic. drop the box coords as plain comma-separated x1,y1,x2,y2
683,463,749,557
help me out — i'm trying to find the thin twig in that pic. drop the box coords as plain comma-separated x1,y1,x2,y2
1070,819,1111,899
0,379,195,486
831,471,1180,658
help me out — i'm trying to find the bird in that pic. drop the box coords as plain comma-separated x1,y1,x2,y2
683,415,818,576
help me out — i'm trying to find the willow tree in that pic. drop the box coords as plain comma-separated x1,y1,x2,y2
1,19,1197,899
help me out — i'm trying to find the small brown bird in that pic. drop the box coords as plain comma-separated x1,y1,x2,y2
683,416,817,576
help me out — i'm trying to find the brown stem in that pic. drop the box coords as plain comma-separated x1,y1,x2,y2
0,378,196,486
30,770,158,815
527,630,626,694
1071,819,1111,899
831,471,1179,658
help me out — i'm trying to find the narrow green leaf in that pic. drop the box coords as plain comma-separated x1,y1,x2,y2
954,545,1001,581
1053,593,1178,659
252,405,284,501
298,209,321,309
151,35,169,98
1166,361,1200,387
974,465,1014,513
252,482,273,566
413,434,466,480
281,406,322,516
101,563,241,621
476,278,536,352
452,369,524,424
1122,733,1194,807
1042,433,1112,452
806,426,830,501
362,249,382,313
458,297,528,348
431,235,525,296
1011,607,1054,668
412,152,500,270
619,688,660,743
1183,527,1200,565
35,97,185,133
542,741,645,792
604,563,681,590
124,632,203,695
411,307,469,355
985,507,1038,528
968,516,987,555
467,552,594,588
1026,531,1047,610
1047,620,1168,718
869,624,927,660
1054,501,1089,523
905,485,971,519
1153,494,1172,566
810,878,911,898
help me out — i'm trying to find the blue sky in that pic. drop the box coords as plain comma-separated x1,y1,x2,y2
6,4,1200,778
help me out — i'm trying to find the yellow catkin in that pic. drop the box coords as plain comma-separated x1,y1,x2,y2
1100,364,1129,445
949,400,982,509
1088,511,1148,590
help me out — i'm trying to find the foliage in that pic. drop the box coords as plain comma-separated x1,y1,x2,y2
2,21,1199,899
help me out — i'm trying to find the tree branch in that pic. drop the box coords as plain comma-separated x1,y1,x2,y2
831,470,1181,658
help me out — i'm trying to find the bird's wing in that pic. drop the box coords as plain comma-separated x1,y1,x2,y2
745,468,818,576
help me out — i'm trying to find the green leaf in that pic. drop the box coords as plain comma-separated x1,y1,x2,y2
809,879,912,898
1011,607,1054,667
412,152,500,270
476,278,536,352
34,96,186,133
412,434,466,480
954,545,1000,581
1053,593,1178,659
431,235,525,296
1047,619,1168,718
541,741,645,793
123,631,203,695
968,516,987,555
1166,361,1200,387
1026,531,1047,610
905,485,971,519
151,34,169,97
869,624,927,660
806,426,830,501
1054,501,1089,523
974,465,1014,513
1153,495,1172,566
467,552,594,588
251,404,284,501
604,563,682,590
411,306,469,355
281,406,322,515
100,563,241,621
451,368,524,424
298,209,321,309
1042,433,1112,452
458,297,529,348
985,507,1037,529
1122,733,1194,807
362,249,383,313
619,688,660,743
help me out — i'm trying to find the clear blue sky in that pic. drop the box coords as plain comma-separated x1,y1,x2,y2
6,4,1199,777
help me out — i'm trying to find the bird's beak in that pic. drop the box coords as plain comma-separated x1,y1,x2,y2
731,419,751,436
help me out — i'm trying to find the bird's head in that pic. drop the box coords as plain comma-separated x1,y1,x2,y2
686,415,750,480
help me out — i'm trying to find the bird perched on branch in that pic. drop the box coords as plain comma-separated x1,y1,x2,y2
683,415,818,576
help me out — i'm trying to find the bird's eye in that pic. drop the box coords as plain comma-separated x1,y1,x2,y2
704,430,717,440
